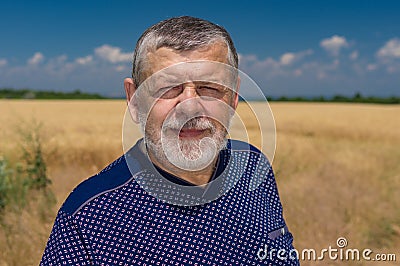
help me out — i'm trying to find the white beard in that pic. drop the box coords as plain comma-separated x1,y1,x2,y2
140,115,228,171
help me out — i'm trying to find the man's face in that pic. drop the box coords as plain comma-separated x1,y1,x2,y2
131,43,238,172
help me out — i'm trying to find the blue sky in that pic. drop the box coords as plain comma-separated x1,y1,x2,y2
1,0,399,98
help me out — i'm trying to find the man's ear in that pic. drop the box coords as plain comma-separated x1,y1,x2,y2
124,78,139,123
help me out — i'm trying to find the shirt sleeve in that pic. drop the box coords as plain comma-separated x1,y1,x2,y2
262,167,300,265
40,210,95,265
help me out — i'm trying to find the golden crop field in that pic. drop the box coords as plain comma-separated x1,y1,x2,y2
0,100,399,265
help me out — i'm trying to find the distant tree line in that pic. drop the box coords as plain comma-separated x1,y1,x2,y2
1,88,399,104
266,92,400,104
0,88,105,99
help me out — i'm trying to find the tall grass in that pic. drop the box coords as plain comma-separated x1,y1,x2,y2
0,158,26,214
0,120,55,265
18,122,52,191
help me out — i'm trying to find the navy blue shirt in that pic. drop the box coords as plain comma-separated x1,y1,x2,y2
40,139,299,265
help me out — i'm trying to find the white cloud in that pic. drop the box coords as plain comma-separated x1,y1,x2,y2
76,55,93,65
28,52,45,65
280,53,296,65
95,44,132,63
56,55,68,62
377,38,400,59
367,64,377,71
238,54,258,64
115,65,126,72
320,35,349,56
239,50,314,82
0,47,133,96
0,59,7,67
317,72,327,80
350,51,359,60
239,54,283,79
2,41,398,97
46,55,67,67
387,66,397,73
294,69,302,76
374,38,400,73
280,49,313,65
333,59,340,68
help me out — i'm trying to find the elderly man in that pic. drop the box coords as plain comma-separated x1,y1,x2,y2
41,16,299,265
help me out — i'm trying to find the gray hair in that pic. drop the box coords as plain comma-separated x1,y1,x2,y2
132,16,238,87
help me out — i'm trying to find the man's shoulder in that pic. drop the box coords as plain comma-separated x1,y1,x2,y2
227,139,274,189
228,139,262,154
60,155,139,216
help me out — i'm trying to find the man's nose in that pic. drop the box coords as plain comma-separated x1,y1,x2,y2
175,83,204,116
178,82,198,100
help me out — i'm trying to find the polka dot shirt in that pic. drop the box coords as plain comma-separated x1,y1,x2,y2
40,139,299,265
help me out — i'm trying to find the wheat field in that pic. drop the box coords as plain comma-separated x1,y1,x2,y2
0,100,399,265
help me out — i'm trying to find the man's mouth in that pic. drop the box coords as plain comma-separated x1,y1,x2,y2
178,128,208,138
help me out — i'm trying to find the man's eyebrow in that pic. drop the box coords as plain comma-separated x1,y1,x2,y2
153,73,182,84
195,80,224,84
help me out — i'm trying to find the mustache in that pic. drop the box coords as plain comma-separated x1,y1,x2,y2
163,117,215,131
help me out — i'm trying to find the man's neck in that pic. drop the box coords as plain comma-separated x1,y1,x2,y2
146,150,218,187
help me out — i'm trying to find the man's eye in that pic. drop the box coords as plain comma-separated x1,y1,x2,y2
155,86,182,99
198,86,216,92
197,86,225,98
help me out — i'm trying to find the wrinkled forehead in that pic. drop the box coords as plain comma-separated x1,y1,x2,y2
139,43,230,81
140,60,238,93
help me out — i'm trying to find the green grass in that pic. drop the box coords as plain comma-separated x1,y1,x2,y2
0,121,54,217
